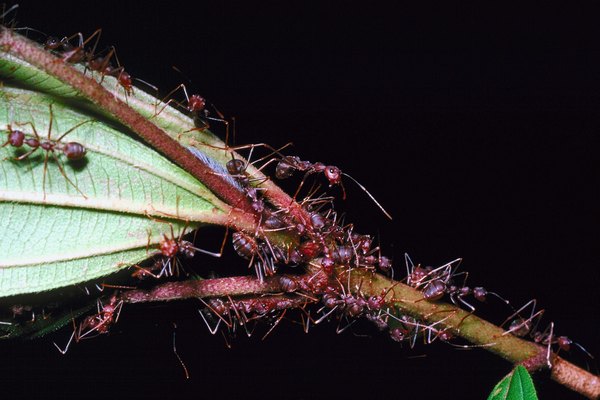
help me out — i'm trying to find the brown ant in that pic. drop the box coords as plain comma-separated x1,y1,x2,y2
152,69,228,134
86,46,134,96
404,254,510,313
44,29,102,64
44,29,134,96
231,231,280,281
54,294,123,354
275,155,392,220
133,218,223,279
2,104,90,199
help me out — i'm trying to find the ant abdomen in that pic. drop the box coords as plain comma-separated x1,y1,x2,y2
232,232,257,259
62,141,86,160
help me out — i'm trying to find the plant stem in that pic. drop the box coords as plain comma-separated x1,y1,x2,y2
0,27,254,215
120,271,326,304
118,267,599,399
344,268,600,399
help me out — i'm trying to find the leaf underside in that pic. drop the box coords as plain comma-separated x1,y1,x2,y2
0,86,228,297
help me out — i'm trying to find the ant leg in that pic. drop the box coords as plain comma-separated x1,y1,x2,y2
11,148,37,161
198,308,223,335
54,118,93,143
50,150,88,199
199,298,232,329
336,317,357,334
314,305,339,324
404,253,415,284
153,83,189,118
172,325,190,379
501,299,544,337
53,329,76,355
292,170,316,200
261,309,287,341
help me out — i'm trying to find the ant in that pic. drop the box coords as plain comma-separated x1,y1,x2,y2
274,155,392,220
133,218,223,279
54,294,123,354
404,254,509,313
44,29,134,96
44,29,102,64
86,46,134,96
2,104,90,199
231,231,281,281
152,73,228,134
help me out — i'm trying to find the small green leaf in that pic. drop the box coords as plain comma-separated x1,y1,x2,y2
487,365,538,400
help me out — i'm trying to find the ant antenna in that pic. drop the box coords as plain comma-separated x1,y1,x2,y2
0,4,18,21
341,172,392,220
172,324,190,379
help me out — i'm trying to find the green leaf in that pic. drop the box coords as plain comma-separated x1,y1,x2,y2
0,86,233,297
0,44,274,189
487,365,538,400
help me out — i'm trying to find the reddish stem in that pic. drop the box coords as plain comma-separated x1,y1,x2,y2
0,28,254,215
120,273,325,304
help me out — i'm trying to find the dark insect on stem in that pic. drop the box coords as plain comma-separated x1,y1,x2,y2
86,46,133,96
275,155,392,220
404,254,509,313
231,231,278,282
44,28,134,96
2,104,90,199
44,28,103,65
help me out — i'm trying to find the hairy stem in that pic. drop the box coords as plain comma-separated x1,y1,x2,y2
120,271,326,304
344,268,600,399
0,27,253,215
117,267,599,399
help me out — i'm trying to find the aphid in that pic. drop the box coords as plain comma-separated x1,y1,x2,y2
274,155,392,220
2,104,90,199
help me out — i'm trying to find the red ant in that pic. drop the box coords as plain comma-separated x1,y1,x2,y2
501,300,594,366
86,46,134,96
44,29,134,96
274,155,392,220
404,254,510,315
133,218,223,279
54,294,123,354
152,75,228,134
2,104,90,199
231,231,281,281
44,29,102,64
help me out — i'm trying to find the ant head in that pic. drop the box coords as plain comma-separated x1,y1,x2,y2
188,95,206,113
44,36,62,50
6,127,25,147
557,336,572,352
159,235,179,258
324,166,342,185
226,158,245,175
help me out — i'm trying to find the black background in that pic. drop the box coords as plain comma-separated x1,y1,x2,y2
1,2,598,399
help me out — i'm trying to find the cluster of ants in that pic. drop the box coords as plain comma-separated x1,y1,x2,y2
0,21,592,368
43,29,133,95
